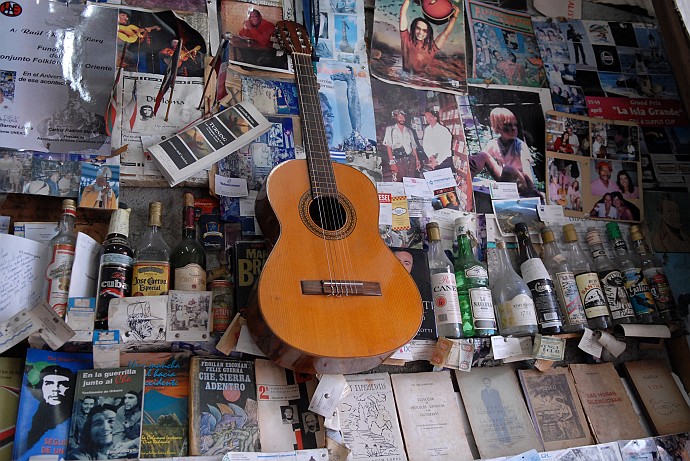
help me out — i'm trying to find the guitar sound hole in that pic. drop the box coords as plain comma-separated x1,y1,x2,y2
309,196,347,232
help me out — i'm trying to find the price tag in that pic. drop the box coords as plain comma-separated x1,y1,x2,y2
489,181,519,200
532,334,565,361
256,383,301,401
577,328,603,358
0,309,38,354
309,374,348,418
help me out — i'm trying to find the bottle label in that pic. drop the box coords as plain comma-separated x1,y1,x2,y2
45,243,75,317
468,287,496,331
591,249,607,258
132,262,170,296
520,259,551,284
102,253,134,266
642,268,675,312
497,293,537,329
465,265,487,279
574,272,609,319
555,271,587,326
599,270,635,320
526,279,563,329
175,264,207,291
430,272,462,326
96,261,133,320
621,267,655,316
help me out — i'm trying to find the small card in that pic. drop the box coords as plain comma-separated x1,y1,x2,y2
538,204,566,225
595,330,626,358
532,334,566,361
577,328,603,358
92,330,121,369
309,374,348,418
235,324,267,357
378,193,393,226
489,181,519,200
257,382,301,401
216,312,244,355
166,290,212,342
29,301,75,350
215,175,249,197
65,298,96,343
239,198,256,217
491,336,525,360
423,167,457,190
502,337,535,363
377,181,406,197
391,196,411,230
402,177,433,198
0,309,38,354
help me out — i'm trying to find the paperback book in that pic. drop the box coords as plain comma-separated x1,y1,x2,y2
233,241,268,315
0,357,23,461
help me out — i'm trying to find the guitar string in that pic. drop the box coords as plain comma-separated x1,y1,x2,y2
298,52,358,296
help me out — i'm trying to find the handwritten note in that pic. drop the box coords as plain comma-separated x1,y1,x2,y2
0,235,48,323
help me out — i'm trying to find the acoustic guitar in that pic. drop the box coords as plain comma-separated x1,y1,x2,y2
246,21,423,374
117,25,161,44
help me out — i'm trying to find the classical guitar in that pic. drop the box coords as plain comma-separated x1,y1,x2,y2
117,25,161,44
246,21,423,374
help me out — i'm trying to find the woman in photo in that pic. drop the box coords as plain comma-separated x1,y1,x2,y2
590,192,618,219
617,170,639,199
553,131,574,154
611,192,640,221
567,180,581,211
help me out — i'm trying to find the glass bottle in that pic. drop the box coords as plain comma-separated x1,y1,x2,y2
540,227,587,333
453,216,496,337
492,240,538,336
45,199,77,317
132,201,171,296
514,223,562,335
172,193,207,291
562,224,611,329
629,225,680,322
586,228,636,325
427,222,462,338
95,208,134,330
605,222,656,324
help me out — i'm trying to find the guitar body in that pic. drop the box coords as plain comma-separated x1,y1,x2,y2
247,160,423,374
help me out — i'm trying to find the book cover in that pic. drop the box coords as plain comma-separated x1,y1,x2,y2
12,349,93,461
189,357,260,456
623,359,690,436
569,362,647,443
456,366,542,459
0,357,23,461
255,359,324,452
67,367,146,460
518,367,594,451
339,373,407,461
120,352,191,458
233,241,268,315
390,247,437,340
391,371,473,460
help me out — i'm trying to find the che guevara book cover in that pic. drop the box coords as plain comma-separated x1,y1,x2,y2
67,367,145,460
120,352,191,457
12,349,93,461
189,357,259,456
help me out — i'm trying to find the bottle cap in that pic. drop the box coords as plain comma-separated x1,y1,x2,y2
562,224,578,242
585,228,602,246
184,193,195,207
149,201,163,227
540,226,555,243
630,224,644,241
62,199,77,216
605,222,622,240
426,222,441,241
108,208,131,237
454,216,473,235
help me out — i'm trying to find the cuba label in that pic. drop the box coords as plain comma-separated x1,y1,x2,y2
175,264,206,291
132,262,170,296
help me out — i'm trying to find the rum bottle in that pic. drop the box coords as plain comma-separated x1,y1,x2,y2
453,216,496,337
172,193,207,290
562,224,612,330
586,228,636,325
132,201,171,296
605,222,656,323
629,225,680,322
540,226,587,332
492,240,538,336
514,223,562,334
426,222,462,338
95,208,134,329
45,199,77,317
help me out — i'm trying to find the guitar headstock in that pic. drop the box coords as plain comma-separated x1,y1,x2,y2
275,21,313,56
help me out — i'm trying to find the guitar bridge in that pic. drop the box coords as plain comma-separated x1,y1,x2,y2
301,280,382,296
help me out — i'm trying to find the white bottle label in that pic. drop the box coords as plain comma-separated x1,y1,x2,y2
465,265,487,278
430,272,462,326
45,243,75,317
520,259,551,283
175,264,207,291
468,287,495,326
497,293,538,329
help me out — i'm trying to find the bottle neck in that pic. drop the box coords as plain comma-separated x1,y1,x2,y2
590,242,607,259
104,232,129,244
497,245,514,271
517,232,538,261
428,238,444,258
632,238,650,256
182,206,196,239
456,233,474,260
612,237,629,256
58,212,76,234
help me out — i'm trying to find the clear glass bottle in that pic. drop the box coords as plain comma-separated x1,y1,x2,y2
605,222,657,324
514,223,562,335
132,201,171,296
45,199,77,317
453,216,496,337
540,226,587,333
426,222,462,338
492,240,538,336
95,208,134,330
586,228,636,325
562,224,612,329
172,193,207,291
629,225,680,322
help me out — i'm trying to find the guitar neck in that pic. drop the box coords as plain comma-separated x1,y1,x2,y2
291,52,336,198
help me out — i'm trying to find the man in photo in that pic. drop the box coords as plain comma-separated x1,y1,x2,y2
81,166,118,209
70,396,97,450
383,109,420,181
481,377,511,444
67,405,134,460
590,160,619,196
303,413,320,434
281,406,296,424
422,109,452,170
238,9,275,48
139,105,154,121
566,24,587,65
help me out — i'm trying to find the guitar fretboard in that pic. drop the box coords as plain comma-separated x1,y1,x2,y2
292,52,338,198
